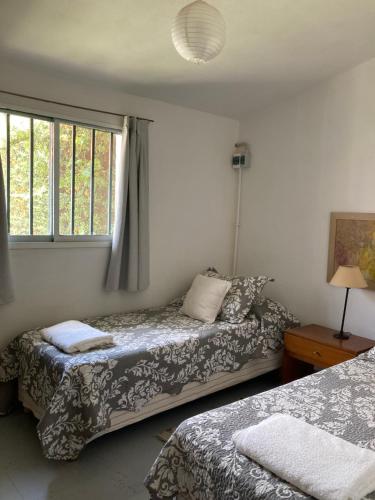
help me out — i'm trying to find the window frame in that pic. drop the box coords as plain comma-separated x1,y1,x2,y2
1,108,121,244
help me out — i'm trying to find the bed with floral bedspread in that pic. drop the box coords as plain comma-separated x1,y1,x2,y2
0,299,298,461
145,347,375,499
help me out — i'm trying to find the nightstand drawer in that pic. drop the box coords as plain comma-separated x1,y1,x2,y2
284,334,354,367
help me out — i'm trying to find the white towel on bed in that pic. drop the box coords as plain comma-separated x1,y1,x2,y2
41,320,114,354
233,413,375,500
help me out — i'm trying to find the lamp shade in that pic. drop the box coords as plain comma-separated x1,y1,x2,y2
172,0,226,64
329,265,368,289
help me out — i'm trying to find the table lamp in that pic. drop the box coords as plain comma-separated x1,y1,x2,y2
329,265,368,339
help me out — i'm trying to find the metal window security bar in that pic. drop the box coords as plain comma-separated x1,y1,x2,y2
29,117,34,235
108,133,114,235
90,129,95,235
71,124,76,235
1,108,121,242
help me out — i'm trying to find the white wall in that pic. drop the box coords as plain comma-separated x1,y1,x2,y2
0,61,239,346
238,57,375,340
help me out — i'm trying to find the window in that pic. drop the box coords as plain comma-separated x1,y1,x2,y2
0,109,121,242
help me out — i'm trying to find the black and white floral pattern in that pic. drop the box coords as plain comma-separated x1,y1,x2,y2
252,296,300,339
145,349,375,499
0,303,297,461
202,269,273,323
219,275,272,324
174,268,273,324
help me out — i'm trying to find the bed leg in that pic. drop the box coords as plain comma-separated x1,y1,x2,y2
0,380,18,416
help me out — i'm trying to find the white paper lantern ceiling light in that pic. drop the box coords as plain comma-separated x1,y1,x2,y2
172,0,226,64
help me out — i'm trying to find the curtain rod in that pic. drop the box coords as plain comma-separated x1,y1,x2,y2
0,89,154,123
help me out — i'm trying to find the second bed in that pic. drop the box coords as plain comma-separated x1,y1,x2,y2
146,346,375,499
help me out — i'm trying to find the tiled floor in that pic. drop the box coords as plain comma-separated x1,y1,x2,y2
0,371,280,500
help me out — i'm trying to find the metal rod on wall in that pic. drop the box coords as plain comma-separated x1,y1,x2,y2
0,89,154,123
232,167,242,275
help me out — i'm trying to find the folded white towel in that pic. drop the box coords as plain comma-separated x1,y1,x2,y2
233,413,375,500
41,320,114,354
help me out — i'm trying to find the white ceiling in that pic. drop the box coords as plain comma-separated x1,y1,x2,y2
1,0,375,118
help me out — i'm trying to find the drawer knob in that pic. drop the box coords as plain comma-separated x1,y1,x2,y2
313,350,321,357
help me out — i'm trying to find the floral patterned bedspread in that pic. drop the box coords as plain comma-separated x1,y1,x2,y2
0,304,291,461
145,348,375,499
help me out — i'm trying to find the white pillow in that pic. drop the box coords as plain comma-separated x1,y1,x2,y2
181,274,231,323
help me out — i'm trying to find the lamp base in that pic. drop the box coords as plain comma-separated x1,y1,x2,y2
334,331,351,340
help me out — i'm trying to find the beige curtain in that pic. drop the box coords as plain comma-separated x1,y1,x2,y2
106,117,150,292
0,155,14,304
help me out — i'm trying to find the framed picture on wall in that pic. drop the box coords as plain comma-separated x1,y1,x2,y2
328,212,375,290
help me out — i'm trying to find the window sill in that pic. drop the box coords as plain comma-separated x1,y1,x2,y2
9,241,112,250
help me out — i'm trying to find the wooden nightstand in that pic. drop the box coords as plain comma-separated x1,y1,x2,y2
282,324,375,383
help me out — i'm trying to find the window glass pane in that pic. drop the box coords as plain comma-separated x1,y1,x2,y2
9,115,30,235
0,113,6,204
74,126,91,235
93,130,110,235
59,124,118,237
59,124,73,235
3,112,118,239
33,119,51,235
